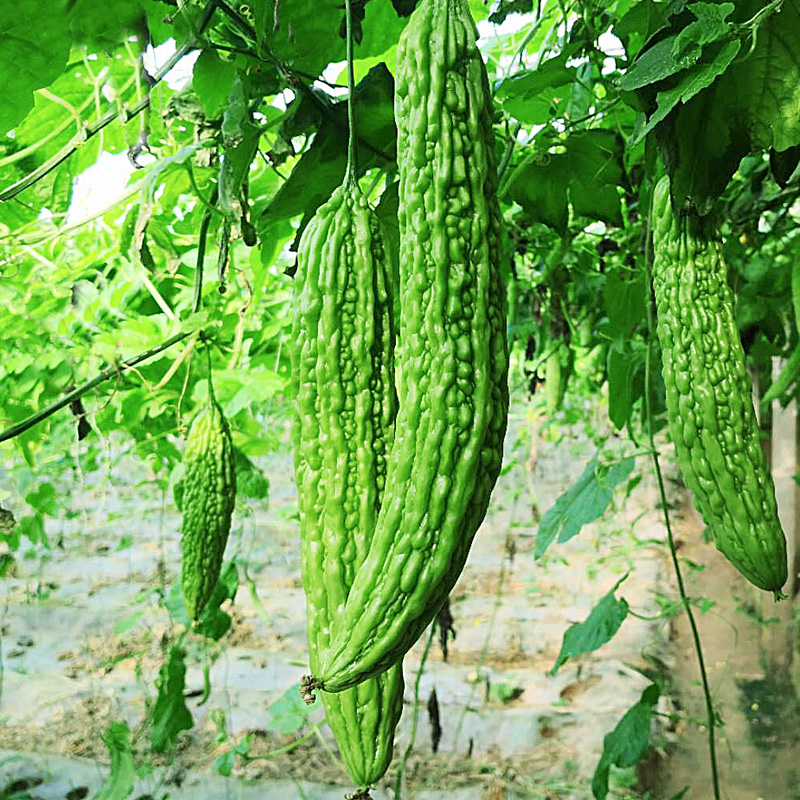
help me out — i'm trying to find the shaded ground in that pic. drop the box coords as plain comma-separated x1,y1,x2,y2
0,393,719,799
654,503,800,800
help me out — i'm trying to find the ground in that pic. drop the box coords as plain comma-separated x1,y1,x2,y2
1,392,797,799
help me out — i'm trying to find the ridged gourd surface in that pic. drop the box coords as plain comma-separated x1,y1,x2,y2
317,0,510,693
180,400,236,621
651,175,788,594
292,183,404,786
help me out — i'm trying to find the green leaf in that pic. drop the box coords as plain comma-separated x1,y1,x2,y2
591,684,661,800
567,130,624,225
266,685,315,735
604,272,647,339
734,0,800,152
606,342,644,430
67,0,149,48
234,449,270,502
0,1,72,136
496,54,577,126
615,0,666,57
632,0,800,210
213,751,236,776
619,36,700,91
671,2,734,64
503,152,569,233
535,454,636,558
150,646,193,753
192,50,237,120
95,721,136,800
630,39,741,147
18,513,46,545
258,64,396,231
488,0,532,24
25,481,58,515
219,76,261,221
193,562,240,641
551,576,629,674
253,0,406,79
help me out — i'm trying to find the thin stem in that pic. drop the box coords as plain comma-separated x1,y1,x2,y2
643,181,721,800
497,121,522,184
204,333,215,404
392,625,436,799
193,187,219,313
0,330,193,444
240,723,323,762
343,0,358,187
185,166,226,218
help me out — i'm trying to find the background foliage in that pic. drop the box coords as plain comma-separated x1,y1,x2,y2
2,0,800,795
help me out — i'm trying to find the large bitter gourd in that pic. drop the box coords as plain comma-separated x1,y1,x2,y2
651,175,788,595
180,397,237,620
313,0,509,694
292,181,404,788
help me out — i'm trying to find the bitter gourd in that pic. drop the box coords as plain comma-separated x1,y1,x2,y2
312,0,509,694
651,175,788,595
292,181,404,787
180,396,236,621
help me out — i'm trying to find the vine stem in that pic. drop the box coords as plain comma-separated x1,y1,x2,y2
392,624,436,799
343,0,358,188
643,181,721,800
193,186,220,313
0,330,193,443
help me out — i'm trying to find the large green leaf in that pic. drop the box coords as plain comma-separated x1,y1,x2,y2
628,0,800,211
503,152,569,233
551,576,629,674
503,130,625,230
731,0,800,152
257,64,396,231
592,684,661,800
150,646,193,752
0,1,72,136
535,453,636,558
95,722,136,800
567,130,625,226
193,50,238,120
496,53,577,126
249,0,407,79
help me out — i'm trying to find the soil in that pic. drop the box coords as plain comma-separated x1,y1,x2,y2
653,505,800,800
1,394,797,799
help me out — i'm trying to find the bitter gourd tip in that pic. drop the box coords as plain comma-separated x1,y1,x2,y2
344,790,372,800
299,674,320,705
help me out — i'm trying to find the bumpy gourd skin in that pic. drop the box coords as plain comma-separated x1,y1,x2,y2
316,0,509,693
180,400,236,621
292,183,404,787
651,175,788,595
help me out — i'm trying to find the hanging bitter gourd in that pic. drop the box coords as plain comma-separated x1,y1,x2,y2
292,180,404,788
309,0,509,695
651,175,788,595
180,394,236,621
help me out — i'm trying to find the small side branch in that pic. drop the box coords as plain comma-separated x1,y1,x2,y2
0,330,193,443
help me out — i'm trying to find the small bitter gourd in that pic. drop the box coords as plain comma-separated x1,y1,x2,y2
651,175,788,595
180,396,236,621
292,181,404,787
312,0,509,694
